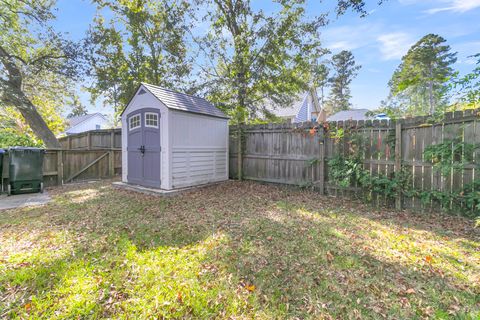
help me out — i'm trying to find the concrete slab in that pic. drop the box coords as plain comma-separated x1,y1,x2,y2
0,192,51,211
112,181,216,197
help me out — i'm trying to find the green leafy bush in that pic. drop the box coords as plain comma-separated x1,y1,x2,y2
0,131,42,148
328,155,366,188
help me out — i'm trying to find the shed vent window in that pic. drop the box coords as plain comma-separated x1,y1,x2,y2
145,112,158,128
129,114,140,130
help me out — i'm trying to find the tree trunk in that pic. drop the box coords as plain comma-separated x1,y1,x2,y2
0,45,61,148
428,81,434,115
236,124,243,180
236,71,246,181
15,88,62,148
428,65,435,115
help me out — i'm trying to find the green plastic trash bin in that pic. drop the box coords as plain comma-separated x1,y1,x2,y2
7,147,45,195
0,149,4,193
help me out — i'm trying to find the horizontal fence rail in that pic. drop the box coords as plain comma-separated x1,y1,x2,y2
58,128,122,150
1,128,123,190
3,110,479,216
229,109,480,215
1,149,121,189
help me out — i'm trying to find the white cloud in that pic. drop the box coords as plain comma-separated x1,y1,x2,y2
425,0,480,14
328,41,355,51
377,32,414,60
322,23,383,51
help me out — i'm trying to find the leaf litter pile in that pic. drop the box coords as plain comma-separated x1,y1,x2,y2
0,180,479,319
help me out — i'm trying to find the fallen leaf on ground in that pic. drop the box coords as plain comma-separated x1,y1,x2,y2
405,288,416,295
245,284,255,292
326,251,334,262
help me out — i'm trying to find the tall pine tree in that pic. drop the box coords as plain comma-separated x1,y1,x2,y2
389,34,457,115
327,50,361,113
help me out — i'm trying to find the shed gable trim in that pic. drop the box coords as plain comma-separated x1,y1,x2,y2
120,83,229,119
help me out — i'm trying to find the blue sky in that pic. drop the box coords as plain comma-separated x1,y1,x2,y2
53,0,480,115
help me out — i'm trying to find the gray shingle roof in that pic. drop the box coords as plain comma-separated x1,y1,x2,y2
327,109,371,121
141,83,228,119
267,93,307,118
264,91,321,120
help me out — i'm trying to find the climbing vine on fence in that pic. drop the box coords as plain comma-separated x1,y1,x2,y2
326,128,480,218
423,137,476,175
327,154,411,202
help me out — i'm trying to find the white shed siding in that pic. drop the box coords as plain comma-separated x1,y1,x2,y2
66,115,108,134
121,83,228,191
170,110,228,188
121,88,170,189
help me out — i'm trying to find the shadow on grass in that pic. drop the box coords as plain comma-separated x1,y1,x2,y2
0,180,478,318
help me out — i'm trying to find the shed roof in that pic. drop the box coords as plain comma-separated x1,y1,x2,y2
134,83,228,119
327,109,371,121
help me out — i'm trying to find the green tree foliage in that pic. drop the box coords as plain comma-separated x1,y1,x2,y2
86,0,192,121
312,63,330,108
195,0,325,124
335,0,386,17
0,78,68,147
0,0,82,148
389,34,457,116
67,95,88,118
451,53,480,109
85,0,383,124
327,50,361,113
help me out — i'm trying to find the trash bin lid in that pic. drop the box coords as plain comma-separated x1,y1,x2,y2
0,149,4,154
8,146,44,152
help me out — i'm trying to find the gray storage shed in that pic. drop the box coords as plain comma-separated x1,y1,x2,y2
121,83,229,190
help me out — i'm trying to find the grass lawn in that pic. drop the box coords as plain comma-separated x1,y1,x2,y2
0,180,479,319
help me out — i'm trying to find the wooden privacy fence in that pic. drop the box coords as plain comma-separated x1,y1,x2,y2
229,123,325,193
58,128,122,150
1,148,122,189
230,109,480,213
1,129,122,190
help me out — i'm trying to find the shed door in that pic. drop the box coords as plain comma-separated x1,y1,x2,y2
127,110,161,188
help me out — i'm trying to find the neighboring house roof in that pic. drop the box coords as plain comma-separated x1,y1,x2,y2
129,83,228,119
66,113,107,131
269,102,300,118
267,90,322,122
327,109,371,121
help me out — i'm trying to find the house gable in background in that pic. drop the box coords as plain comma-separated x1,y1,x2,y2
64,113,109,135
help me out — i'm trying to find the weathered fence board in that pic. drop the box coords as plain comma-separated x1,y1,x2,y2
3,111,478,215
1,129,122,191
229,109,480,214
59,129,122,150
0,148,121,190
230,123,325,188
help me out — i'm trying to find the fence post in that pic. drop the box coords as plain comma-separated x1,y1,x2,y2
57,150,64,186
68,136,72,149
237,125,243,180
395,121,402,210
110,129,115,148
87,132,92,150
317,127,325,195
108,150,115,177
